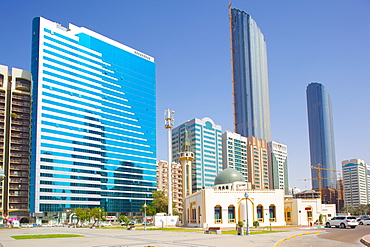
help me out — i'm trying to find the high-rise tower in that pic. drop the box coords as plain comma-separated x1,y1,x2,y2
172,117,222,192
30,17,156,215
306,82,337,189
229,5,271,141
0,65,32,223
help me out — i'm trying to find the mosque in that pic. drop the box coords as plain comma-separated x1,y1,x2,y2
183,168,336,228
183,168,285,228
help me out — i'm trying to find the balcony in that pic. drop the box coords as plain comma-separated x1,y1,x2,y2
9,185,28,190
11,126,30,132
12,101,30,107
11,139,29,145
11,133,29,139
11,107,30,113
11,120,30,126
9,199,28,203
10,158,29,164
10,165,28,170
9,178,29,183
12,94,30,101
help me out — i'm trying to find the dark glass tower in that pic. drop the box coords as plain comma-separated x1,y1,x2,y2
306,82,337,189
229,6,271,141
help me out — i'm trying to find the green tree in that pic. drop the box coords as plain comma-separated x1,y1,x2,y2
152,190,168,213
90,207,107,227
118,215,131,229
73,208,90,226
140,204,156,216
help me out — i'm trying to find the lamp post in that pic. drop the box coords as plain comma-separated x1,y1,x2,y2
144,202,147,231
245,192,250,236
99,209,102,229
164,109,174,216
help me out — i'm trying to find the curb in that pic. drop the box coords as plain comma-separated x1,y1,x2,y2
273,230,326,247
361,235,370,246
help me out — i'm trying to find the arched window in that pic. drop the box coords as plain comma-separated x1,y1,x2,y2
228,205,235,223
214,205,222,224
269,204,276,222
257,205,264,222
284,207,291,222
306,206,313,222
198,206,201,224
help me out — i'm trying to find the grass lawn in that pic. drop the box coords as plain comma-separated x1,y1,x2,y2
11,234,84,240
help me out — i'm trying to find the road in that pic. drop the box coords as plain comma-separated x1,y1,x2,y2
282,225,368,246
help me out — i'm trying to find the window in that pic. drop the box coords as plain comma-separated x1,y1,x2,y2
214,205,222,224
228,205,235,223
284,207,291,222
269,205,276,222
257,205,263,222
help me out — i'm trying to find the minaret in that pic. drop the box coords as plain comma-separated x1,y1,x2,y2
179,127,194,197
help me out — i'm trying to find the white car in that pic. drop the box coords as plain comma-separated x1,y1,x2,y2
99,222,112,227
325,216,358,229
358,217,370,225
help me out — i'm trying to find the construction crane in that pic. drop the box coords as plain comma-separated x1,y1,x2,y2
311,164,337,197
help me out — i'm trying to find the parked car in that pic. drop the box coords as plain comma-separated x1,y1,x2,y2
120,221,126,226
99,222,112,227
358,216,370,225
128,221,135,225
325,216,358,229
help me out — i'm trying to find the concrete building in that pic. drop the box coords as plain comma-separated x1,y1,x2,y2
156,160,183,213
285,190,336,226
342,159,369,206
183,168,285,228
0,65,32,224
222,131,248,182
246,136,269,189
229,6,271,141
30,17,157,218
172,117,223,192
306,82,337,189
267,141,289,194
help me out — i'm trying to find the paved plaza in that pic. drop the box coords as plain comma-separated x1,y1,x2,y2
0,226,365,247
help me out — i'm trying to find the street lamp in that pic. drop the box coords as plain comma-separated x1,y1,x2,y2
164,109,174,216
143,202,147,231
99,209,102,229
245,192,250,236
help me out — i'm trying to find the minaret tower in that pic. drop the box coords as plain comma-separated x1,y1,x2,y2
179,127,194,197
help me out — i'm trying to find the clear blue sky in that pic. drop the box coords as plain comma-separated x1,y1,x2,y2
1,0,369,191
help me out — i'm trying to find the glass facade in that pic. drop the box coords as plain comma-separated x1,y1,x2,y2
229,7,271,141
172,117,223,192
306,82,337,189
30,17,156,213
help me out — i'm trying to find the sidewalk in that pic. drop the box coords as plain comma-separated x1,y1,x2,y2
0,225,363,247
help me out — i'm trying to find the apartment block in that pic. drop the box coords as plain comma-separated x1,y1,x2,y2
0,65,32,223
246,136,269,189
342,159,369,206
156,160,183,213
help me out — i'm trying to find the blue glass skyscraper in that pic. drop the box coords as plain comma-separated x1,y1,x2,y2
229,6,271,141
306,82,337,189
30,17,156,214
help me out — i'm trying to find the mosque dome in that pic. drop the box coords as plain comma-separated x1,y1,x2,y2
214,168,245,186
